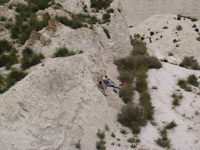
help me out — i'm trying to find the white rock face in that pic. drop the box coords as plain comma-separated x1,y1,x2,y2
0,0,132,150
120,0,200,26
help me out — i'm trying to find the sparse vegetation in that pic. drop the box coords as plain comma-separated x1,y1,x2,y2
197,37,200,41
96,130,106,150
105,124,110,131
0,40,13,54
56,13,98,29
103,27,111,39
21,47,44,70
155,128,170,148
179,56,200,70
53,47,75,58
115,37,161,134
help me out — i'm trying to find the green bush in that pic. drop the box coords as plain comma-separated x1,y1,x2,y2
117,71,133,83
118,103,146,134
5,68,27,90
103,27,111,39
0,50,18,69
178,79,187,89
96,140,106,150
119,84,133,103
106,8,114,13
146,56,162,69
53,47,75,58
21,47,44,70
136,72,147,93
91,0,111,10
172,93,182,106
0,40,13,54
102,13,111,23
197,37,200,41
187,74,199,86
139,92,153,120
179,56,200,70
131,40,147,55
56,14,97,29
155,138,170,148
97,130,105,140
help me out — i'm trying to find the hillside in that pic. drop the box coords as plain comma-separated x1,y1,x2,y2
0,0,200,150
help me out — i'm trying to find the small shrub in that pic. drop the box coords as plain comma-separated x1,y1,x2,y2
172,93,181,106
0,40,13,54
196,37,200,41
21,47,44,70
155,138,170,148
103,27,111,39
187,74,199,86
168,52,174,56
119,84,133,103
104,124,110,131
111,132,115,138
0,50,18,69
136,72,147,93
176,25,182,31
117,71,133,83
5,68,27,90
75,140,81,149
106,8,114,13
192,24,196,28
128,137,135,143
91,0,111,10
117,103,146,134
179,56,200,70
120,129,128,135
191,18,198,22
166,120,177,129
146,56,162,69
102,13,110,23
53,47,75,58
131,40,147,55
96,140,106,150
150,31,154,36
163,26,168,29
173,39,178,43
195,28,199,33
130,144,136,148
178,79,187,89
97,130,105,140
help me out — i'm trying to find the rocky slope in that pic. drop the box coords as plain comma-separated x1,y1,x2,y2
0,0,200,150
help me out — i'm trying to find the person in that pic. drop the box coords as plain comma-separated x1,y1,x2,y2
108,79,118,89
98,77,107,96
101,76,108,87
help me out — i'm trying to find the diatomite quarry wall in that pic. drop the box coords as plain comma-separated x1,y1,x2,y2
120,0,200,26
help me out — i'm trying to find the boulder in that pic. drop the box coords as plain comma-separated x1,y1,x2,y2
40,35,52,46
47,20,56,32
27,31,41,45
